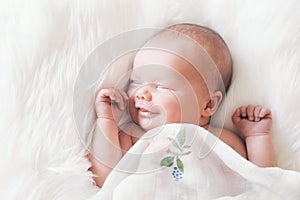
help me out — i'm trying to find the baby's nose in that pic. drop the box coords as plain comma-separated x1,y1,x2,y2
135,86,152,101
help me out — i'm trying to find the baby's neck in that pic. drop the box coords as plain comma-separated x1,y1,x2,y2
202,123,210,130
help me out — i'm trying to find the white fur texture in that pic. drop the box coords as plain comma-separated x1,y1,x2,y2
0,0,299,199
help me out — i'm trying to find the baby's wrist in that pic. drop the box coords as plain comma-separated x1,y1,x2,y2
96,117,116,124
95,109,114,120
244,134,273,146
244,131,270,139
96,117,119,132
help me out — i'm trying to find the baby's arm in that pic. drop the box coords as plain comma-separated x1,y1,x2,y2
232,105,277,167
88,88,130,187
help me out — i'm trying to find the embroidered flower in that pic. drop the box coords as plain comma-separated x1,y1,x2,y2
160,129,191,181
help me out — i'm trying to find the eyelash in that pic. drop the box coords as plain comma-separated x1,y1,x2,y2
156,85,169,90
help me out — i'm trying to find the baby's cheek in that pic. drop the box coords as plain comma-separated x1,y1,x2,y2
128,98,137,120
173,91,200,124
162,93,182,123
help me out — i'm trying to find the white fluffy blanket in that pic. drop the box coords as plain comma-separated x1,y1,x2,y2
1,0,300,199
95,124,300,199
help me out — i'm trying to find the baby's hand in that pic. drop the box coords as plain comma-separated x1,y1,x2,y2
95,88,128,121
232,105,272,138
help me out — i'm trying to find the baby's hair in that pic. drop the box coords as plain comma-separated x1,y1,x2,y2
158,23,233,93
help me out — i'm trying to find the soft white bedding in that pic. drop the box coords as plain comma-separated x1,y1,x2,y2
1,0,300,199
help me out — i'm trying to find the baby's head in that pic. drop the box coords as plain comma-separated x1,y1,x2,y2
127,23,232,131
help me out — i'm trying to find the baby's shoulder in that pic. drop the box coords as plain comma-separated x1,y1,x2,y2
209,126,247,158
119,122,145,151
120,122,145,139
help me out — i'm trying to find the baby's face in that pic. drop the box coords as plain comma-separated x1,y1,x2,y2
127,49,209,131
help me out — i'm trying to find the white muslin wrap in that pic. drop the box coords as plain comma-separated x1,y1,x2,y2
95,124,300,200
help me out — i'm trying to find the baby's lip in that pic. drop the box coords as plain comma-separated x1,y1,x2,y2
137,106,160,115
136,105,152,113
138,107,150,112
135,101,158,114
135,100,150,110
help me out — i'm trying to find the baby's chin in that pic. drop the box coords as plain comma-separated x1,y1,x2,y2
131,113,166,132
135,117,161,132
129,104,180,132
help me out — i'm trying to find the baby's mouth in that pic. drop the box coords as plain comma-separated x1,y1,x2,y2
134,100,160,117
138,107,150,112
136,106,159,117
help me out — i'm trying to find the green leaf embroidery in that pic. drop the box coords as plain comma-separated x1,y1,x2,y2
182,151,191,156
160,129,191,180
171,138,182,151
176,158,184,173
183,144,191,149
160,156,175,167
176,129,186,147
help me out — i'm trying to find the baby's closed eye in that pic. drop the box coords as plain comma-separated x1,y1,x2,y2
156,84,169,90
156,83,175,91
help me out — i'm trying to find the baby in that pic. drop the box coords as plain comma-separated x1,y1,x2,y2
88,23,277,187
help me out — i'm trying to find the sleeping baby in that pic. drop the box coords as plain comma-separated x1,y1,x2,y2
88,23,277,187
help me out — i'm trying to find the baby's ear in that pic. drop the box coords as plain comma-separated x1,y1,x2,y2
202,91,223,117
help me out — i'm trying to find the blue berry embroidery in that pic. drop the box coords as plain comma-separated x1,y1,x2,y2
160,129,191,181
172,166,183,181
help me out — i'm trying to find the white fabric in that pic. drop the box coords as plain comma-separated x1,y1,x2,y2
94,124,300,199
1,0,300,199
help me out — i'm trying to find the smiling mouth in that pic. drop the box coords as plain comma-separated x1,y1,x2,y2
137,107,158,117
139,107,150,112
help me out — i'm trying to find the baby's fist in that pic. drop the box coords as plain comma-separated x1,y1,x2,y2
95,88,128,120
232,105,272,138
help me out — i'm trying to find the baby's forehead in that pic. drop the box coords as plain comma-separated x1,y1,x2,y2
131,49,205,86
135,32,213,66
133,41,213,79
133,48,195,77
132,36,222,93
134,48,191,67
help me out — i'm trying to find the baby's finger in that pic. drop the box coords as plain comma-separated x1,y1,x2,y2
259,108,272,118
232,108,241,117
119,90,129,100
240,106,247,117
96,88,113,103
232,108,241,123
119,91,129,110
254,106,262,121
113,91,125,110
110,89,121,102
246,105,255,121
